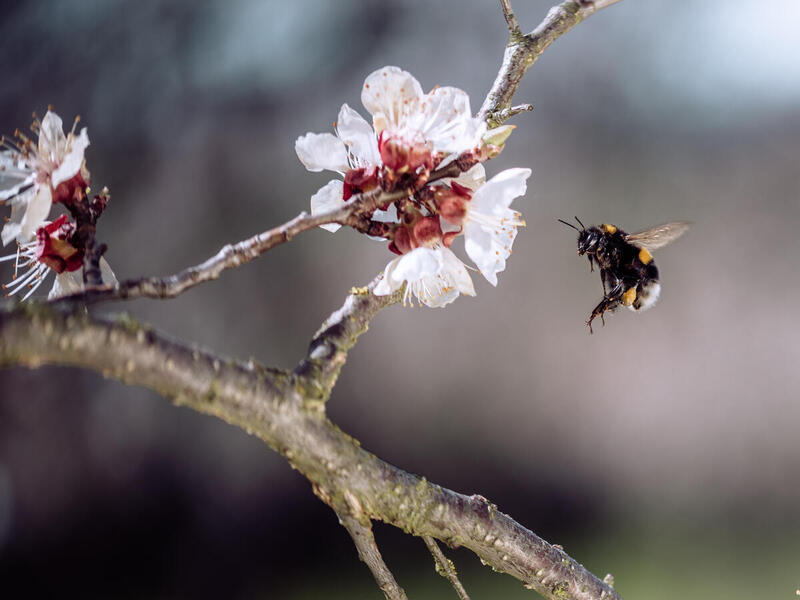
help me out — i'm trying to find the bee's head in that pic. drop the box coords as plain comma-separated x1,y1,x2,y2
558,216,598,255
577,227,601,255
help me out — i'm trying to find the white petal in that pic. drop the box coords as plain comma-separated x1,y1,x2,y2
295,132,349,173
361,66,423,134
1,220,21,246
48,270,84,300
439,246,475,297
310,180,345,232
452,163,486,191
1,187,33,245
464,168,530,286
374,255,404,296
410,87,486,154
99,257,117,285
0,151,35,200
392,246,441,281
2,186,52,245
19,186,52,242
38,111,66,158
464,220,517,286
336,104,380,167
470,167,531,214
52,127,89,187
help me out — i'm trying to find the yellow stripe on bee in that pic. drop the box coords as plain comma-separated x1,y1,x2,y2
638,247,653,264
622,287,637,306
601,224,617,234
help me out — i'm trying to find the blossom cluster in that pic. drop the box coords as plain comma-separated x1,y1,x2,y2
296,67,530,307
0,110,114,299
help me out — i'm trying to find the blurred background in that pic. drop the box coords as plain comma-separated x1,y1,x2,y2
1,0,799,598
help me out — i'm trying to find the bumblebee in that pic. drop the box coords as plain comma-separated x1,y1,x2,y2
559,218,690,333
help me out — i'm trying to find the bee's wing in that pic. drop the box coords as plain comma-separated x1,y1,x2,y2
625,221,691,251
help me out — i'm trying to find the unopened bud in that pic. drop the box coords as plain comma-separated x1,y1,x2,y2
434,185,471,226
378,132,434,174
392,226,414,255
343,166,379,200
482,124,515,148
411,216,443,248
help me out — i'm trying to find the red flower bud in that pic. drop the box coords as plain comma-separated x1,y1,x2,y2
342,166,379,201
434,185,470,226
378,132,434,173
411,216,443,248
392,225,414,255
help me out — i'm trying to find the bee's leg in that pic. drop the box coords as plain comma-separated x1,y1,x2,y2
587,295,619,333
587,279,623,332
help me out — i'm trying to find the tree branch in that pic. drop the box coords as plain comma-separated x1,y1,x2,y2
423,535,471,600
0,298,621,600
293,279,403,405
480,0,622,127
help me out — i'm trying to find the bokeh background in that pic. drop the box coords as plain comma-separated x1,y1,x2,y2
1,1,799,598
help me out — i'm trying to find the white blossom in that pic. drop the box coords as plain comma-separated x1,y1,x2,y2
296,104,382,230
1,111,89,246
361,66,486,156
374,246,475,308
295,66,485,231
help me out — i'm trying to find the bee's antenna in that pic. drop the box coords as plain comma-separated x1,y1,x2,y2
558,218,579,231
574,216,586,230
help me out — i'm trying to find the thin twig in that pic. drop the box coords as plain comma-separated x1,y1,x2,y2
479,0,623,127
495,103,534,125
423,536,471,600
56,163,461,306
60,205,352,303
337,514,409,600
499,0,521,34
